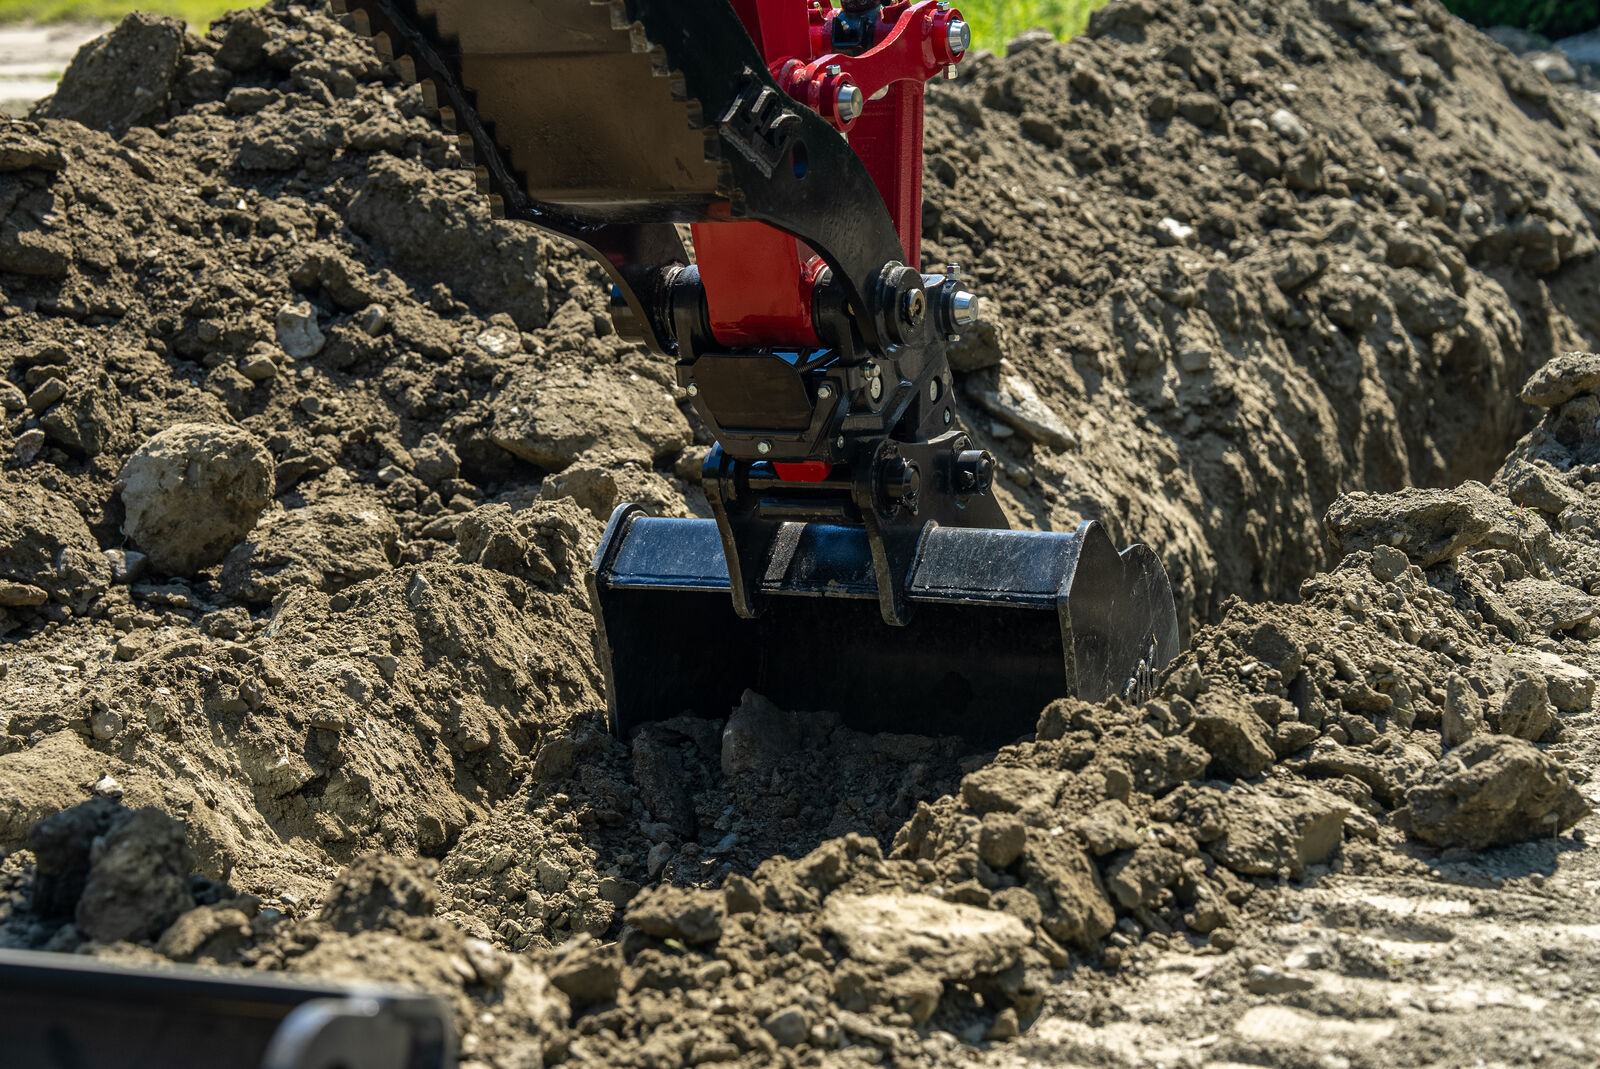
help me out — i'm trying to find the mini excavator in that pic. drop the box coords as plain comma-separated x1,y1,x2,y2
332,0,1183,741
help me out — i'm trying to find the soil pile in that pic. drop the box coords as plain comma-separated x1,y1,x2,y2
5,353,1596,1060
0,1,1597,1067
927,0,1600,626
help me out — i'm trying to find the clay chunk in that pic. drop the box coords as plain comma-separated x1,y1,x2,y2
1405,736,1589,850
118,423,275,576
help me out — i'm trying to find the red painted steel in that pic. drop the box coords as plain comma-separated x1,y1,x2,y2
729,0,812,62
772,461,836,482
694,224,817,347
851,80,925,267
691,0,964,350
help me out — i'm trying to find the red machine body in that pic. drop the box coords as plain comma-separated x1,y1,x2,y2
690,0,966,351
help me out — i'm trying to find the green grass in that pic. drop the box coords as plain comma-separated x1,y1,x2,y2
961,0,1108,51
0,0,236,27
0,0,1108,48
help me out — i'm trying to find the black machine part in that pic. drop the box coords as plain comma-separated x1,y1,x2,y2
0,948,455,1069
589,506,1181,744
330,0,1186,738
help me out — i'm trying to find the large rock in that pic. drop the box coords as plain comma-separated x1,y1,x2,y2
547,938,622,1006
822,892,1030,976
1188,703,1274,779
1442,676,1485,747
1204,784,1347,879
1324,482,1548,569
1558,30,1600,72
1020,829,1116,950
319,855,441,935
1523,651,1597,714
1499,577,1600,638
490,365,691,471
1324,486,1491,567
156,905,254,964
275,301,326,358
961,764,1067,815
626,885,725,944
119,423,275,576
0,130,64,174
1500,457,1584,516
409,434,460,486
1491,675,1556,742
34,14,185,137
220,494,398,605
1104,844,1183,909
1404,736,1589,850
1074,799,1142,856
965,363,1077,450
0,480,110,614
1520,351,1600,408
823,893,1042,1024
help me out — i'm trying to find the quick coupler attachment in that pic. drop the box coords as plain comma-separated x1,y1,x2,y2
0,948,455,1069
588,507,1181,743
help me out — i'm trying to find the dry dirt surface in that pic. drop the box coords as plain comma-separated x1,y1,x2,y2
1,1,1599,1067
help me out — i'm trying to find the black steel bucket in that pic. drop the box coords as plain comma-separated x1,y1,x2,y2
588,506,1181,744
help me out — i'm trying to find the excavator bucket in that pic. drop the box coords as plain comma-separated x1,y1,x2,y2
590,509,1181,743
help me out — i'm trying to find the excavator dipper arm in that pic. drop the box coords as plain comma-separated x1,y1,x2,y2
333,0,1182,741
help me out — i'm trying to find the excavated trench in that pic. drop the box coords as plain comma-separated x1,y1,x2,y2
1,1,1599,1066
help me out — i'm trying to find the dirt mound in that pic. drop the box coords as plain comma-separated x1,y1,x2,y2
927,0,1600,629
5,372,1595,1054
0,0,1598,1066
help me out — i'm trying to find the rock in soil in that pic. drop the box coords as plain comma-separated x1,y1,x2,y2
117,423,274,576
1403,736,1589,850
317,854,440,934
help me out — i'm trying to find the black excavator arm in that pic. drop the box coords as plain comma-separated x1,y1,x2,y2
0,948,455,1069
331,0,1182,741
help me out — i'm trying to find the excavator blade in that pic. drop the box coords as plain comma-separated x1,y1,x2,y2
0,948,455,1069
589,509,1181,743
